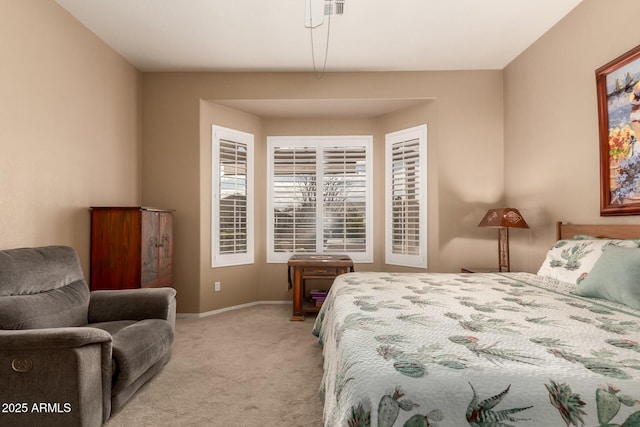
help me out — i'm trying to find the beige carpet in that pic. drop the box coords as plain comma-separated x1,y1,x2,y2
104,304,325,427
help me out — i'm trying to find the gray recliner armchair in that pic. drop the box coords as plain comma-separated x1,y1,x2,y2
0,246,176,427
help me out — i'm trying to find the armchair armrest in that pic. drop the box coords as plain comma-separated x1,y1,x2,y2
0,328,113,426
0,327,112,349
88,288,177,329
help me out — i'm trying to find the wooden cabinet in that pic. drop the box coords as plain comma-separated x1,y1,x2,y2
287,254,353,321
90,207,174,290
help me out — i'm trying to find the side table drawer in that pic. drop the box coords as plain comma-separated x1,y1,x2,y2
302,267,338,278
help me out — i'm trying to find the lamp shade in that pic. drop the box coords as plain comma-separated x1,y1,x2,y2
478,208,529,229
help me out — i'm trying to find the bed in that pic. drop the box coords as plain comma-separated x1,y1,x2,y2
313,222,640,426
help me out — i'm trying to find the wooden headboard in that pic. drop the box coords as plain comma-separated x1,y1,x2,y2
556,222,640,240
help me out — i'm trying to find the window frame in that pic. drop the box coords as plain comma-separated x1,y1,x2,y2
385,124,428,268
211,125,254,268
266,135,373,263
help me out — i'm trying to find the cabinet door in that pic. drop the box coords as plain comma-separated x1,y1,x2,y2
158,212,173,285
90,208,142,290
141,210,160,286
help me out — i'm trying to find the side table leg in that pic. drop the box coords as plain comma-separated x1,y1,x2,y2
290,267,305,321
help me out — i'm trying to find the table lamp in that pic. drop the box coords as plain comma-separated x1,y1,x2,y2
478,208,529,272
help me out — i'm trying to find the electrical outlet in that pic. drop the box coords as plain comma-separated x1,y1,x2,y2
214,281,221,292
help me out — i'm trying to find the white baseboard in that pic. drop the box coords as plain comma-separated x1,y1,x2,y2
177,300,292,319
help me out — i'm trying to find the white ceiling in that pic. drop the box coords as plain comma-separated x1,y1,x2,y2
56,0,583,73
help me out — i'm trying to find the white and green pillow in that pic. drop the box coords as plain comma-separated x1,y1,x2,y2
537,238,640,285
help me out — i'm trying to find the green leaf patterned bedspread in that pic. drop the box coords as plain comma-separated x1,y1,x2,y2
312,272,640,427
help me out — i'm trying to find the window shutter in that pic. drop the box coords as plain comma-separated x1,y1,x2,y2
322,145,367,253
391,138,421,256
218,138,248,254
385,125,427,268
267,136,372,263
212,125,253,267
272,146,318,254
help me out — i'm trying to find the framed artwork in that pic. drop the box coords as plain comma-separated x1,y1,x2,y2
596,44,640,215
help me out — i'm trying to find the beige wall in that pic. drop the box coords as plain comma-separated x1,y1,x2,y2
0,1,140,275
504,0,640,272
141,71,503,314
200,102,264,312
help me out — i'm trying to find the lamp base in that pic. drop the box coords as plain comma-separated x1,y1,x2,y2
498,227,510,272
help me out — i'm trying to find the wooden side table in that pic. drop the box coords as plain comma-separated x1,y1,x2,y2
288,254,353,321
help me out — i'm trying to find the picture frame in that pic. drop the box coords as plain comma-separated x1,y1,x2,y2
596,44,640,216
